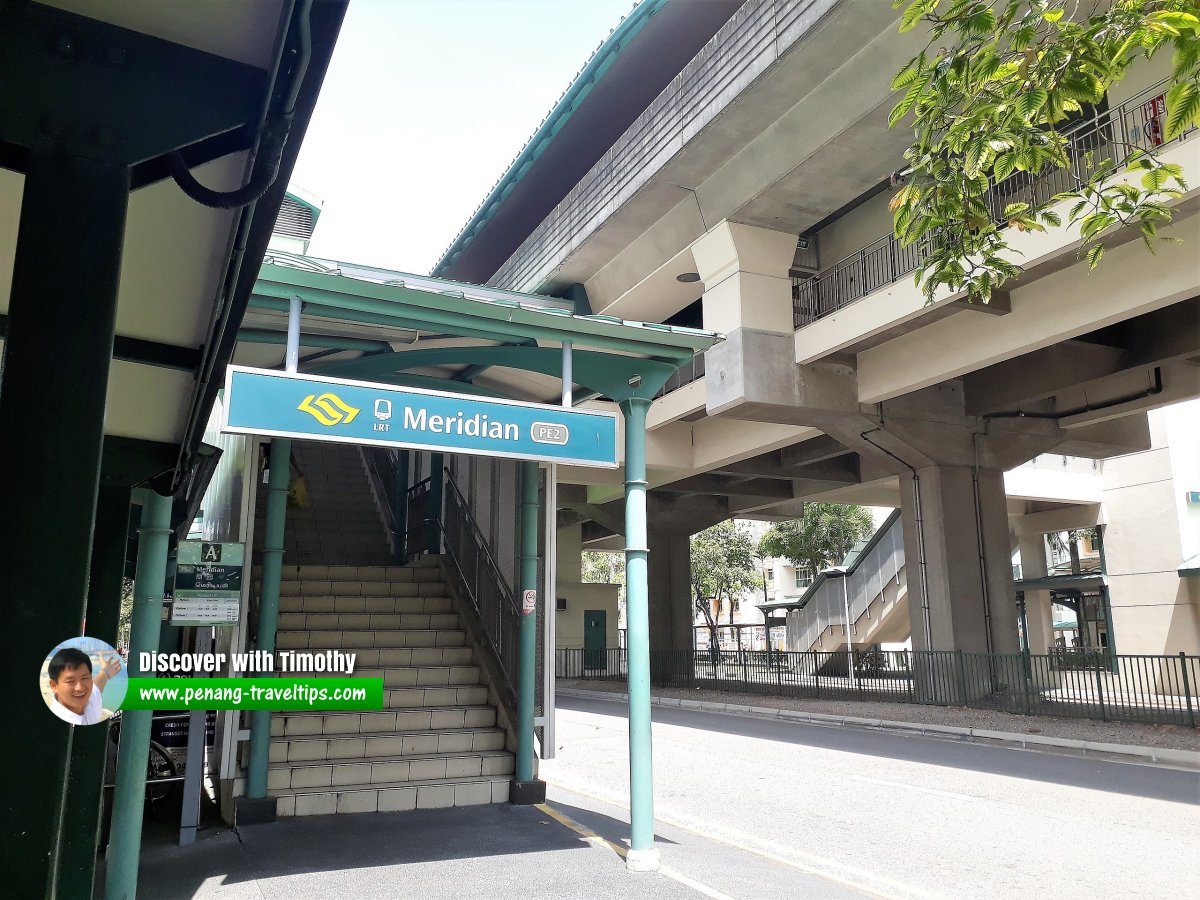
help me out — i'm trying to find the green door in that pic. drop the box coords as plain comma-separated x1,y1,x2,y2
584,609,606,671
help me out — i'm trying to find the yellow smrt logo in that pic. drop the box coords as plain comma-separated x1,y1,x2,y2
297,393,360,426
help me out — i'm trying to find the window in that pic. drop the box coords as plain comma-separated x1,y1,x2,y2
767,570,775,583
795,568,813,589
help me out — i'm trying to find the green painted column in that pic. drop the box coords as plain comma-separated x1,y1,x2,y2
58,485,132,899
394,449,410,564
247,437,292,799
105,490,173,900
619,397,659,871
516,461,539,783
427,452,445,553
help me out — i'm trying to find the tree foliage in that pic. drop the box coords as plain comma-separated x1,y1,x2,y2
758,504,874,578
690,521,762,646
890,0,1199,303
581,550,626,616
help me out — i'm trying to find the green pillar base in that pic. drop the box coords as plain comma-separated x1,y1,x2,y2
234,796,278,826
509,779,546,805
626,848,661,872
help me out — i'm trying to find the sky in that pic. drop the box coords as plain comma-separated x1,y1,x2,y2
290,0,639,276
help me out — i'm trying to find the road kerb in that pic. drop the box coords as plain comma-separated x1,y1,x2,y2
557,686,1200,770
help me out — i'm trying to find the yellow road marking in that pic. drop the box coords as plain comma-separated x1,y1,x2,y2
536,802,737,900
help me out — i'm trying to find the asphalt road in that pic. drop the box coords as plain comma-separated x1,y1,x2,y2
540,694,1200,900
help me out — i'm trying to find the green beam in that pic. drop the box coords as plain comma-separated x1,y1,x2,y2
620,397,659,871
252,269,713,360
312,344,680,403
106,490,172,900
238,327,392,353
254,280,693,361
247,437,291,799
248,295,508,344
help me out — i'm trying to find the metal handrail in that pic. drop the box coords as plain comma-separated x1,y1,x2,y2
793,76,1194,328
437,470,521,702
442,472,516,607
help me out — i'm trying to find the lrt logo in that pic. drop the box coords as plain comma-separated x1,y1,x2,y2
530,422,569,445
297,393,361,426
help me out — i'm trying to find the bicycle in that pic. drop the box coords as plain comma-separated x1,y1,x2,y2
105,710,180,811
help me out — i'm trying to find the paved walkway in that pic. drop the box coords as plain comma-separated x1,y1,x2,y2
135,786,863,899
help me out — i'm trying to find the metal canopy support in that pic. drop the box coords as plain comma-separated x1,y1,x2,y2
0,152,129,898
106,490,173,900
56,484,133,899
511,462,546,803
541,340,571,761
619,396,660,872
0,5,278,890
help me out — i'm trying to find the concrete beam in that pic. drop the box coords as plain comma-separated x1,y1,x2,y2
657,474,795,500
778,434,854,467
964,340,1128,415
857,209,1200,403
1012,504,1103,536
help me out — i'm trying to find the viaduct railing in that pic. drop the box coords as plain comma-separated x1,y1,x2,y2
556,648,1200,728
793,77,1196,328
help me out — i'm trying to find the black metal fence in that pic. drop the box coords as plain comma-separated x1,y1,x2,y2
556,648,1200,728
792,77,1196,329
439,473,521,707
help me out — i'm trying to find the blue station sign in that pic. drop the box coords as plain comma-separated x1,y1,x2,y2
222,366,618,468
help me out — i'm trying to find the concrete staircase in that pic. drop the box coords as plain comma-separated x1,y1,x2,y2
265,559,515,816
254,442,393,567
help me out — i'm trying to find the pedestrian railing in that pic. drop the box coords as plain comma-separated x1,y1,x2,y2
655,352,705,398
792,77,1196,329
555,648,1200,728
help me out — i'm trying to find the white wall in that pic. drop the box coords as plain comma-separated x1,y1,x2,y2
1101,402,1200,655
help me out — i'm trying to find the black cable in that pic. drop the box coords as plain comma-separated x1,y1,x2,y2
166,121,290,210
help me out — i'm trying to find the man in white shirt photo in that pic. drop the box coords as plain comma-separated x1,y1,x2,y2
46,646,122,725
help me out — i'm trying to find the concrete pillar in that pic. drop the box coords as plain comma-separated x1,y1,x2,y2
901,465,1022,700
1018,534,1060,690
647,530,694,684
556,522,583,584
901,466,1020,655
1018,536,1055,651
692,220,797,335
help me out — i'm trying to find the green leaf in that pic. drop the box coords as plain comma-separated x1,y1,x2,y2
1141,167,1168,191
899,1,929,33
1011,23,1036,52
1041,210,1061,228
1164,81,1200,140
1017,87,1049,120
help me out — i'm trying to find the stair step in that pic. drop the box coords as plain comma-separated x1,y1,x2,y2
383,685,487,708
324,647,473,668
349,664,481,688
284,564,440,581
272,774,512,816
267,750,514,790
272,706,497,738
278,581,448,598
270,727,507,763
279,595,452,614
276,629,466,651
276,612,459,631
